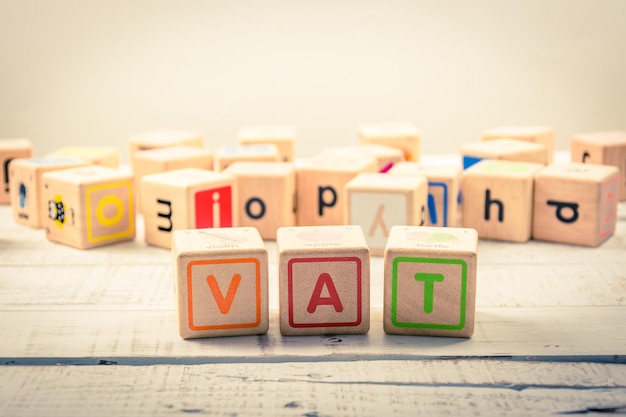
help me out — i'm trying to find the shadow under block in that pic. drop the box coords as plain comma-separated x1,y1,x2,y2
172,227,269,339
383,225,478,338
460,138,549,169
141,168,237,249
46,146,120,168
320,144,404,173
481,126,555,163
223,161,295,240
570,131,626,200
277,225,370,336
214,144,281,172
357,122,421,162
237,125,296,162
462,160,543,242
9,157,91,228
387,162,461,227
345,173,428,256
0,138,33,204
533,163,620,247
296,154,377,226
41,166,135,249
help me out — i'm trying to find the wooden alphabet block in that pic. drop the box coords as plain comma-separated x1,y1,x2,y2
277,225,370,335
462,160,543,242
223,161,295,240
237,125,296,162
533,163,620,247
357,122,421,161
46,146,120,168
9,157,91,228
140,168,237,249
215,144,281,172
41,166,135,249
0,139,33,204
296,154,377,226
172,227,269,339
571,131,626,200
460,138,549,169
345,173,428,256
481,126,555,163
320,144,404,173
388,162,461,228
383,225,478,338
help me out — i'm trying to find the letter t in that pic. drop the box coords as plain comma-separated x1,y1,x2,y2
414,272,444,313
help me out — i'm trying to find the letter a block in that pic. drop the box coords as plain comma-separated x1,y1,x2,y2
1,139,33,204
384,226,478,338
172,227,269,339
277,225,370,336
533,163,620,247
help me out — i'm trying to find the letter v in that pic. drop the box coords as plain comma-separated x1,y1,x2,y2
206,274,242,314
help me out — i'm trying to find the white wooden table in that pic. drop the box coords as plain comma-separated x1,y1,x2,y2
1,201,625,416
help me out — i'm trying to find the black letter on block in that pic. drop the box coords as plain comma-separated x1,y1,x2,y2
245,197,266,219
547,200,579,223
484,189,504,222
157,199,173,232
318,186,337,216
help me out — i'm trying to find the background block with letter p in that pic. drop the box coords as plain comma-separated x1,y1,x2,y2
384,225,478,338
357,122,421,162
172,227,268,339
277,225,370,336
1,139,33,204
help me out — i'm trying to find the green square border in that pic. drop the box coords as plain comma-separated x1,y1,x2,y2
391,257,467,330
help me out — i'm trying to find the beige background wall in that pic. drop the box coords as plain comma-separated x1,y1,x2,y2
1,0,625,161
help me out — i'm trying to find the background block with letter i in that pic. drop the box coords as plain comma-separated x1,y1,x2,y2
481,126,555,163
383,225,478,338
0,138,33,204
533,163,620,247
41,165,135,249
345,173,428,256
357,122,421,162
46,146,119,168
237,125,296,162
172,227,269,339
462,159,543,242
277,225,370,336
460,138,548,169
141,168,237,249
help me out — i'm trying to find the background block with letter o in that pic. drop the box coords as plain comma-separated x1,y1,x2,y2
357,122,421,162
1,138,33,204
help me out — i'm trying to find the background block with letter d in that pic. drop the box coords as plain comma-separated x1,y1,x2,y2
384,226,478,338
172,227,269,339
277,225,370,336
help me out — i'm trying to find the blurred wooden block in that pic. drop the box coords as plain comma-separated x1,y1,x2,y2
223,161,295,240
481,126,555,163
46,146,119,168
571,131,626,200
320,144,404,173
140,168,237,249
41,166,135,249
383,225,478,338
9,157,90,228
296,154,377,226
345,173,428,256
0,139,33,204
460,138,549,169
172,227,269,339
462,160,543,242
358,122,421,162
237,125,296,162
388,162,462,227
533,163,620,247
277,225,370,336
215,144,281,172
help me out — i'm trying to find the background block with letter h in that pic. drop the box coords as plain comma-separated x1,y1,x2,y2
384,225,478,338
41,166,135,249
172,227,268,339
1,138,33,204
277,225,370,336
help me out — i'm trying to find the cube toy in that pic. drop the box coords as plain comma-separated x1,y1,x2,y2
223,161,295,240
345,173,428,256
460,138,549,169
46,146,119,168
277,225,370,336
0,139,33,204
214,144,281,172
533,163,620,247
9,157,91,228
320,144,404,173
296,154,377,226
481,126,555,163
388,162,461,228
141,168,237,249
571,131,626,200
238,125,296,162
383,225,478,338
41,166,135,249
357,122,421,162
462,159,543,242
172,227,269,339
129,128,205,175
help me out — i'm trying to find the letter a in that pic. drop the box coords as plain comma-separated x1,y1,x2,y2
307,273,344,314
206,273,242,314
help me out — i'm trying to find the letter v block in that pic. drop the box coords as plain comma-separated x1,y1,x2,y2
172,227,268,339
277,225,370,335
